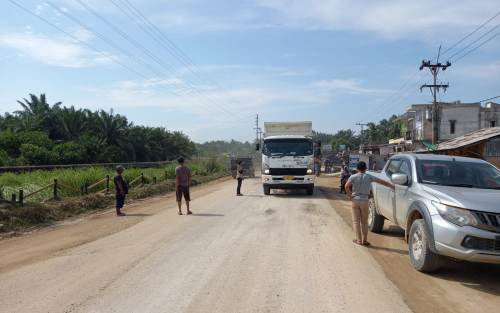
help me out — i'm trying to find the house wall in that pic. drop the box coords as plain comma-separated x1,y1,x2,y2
481,102,500,128
439,104,481,140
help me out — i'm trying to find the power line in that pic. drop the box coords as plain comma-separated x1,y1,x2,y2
45,1,184,95
369,13,500,122
6,0,159,84
476,95,500,103
452,30,500,63
69,0,240,119
119,0,228,93
447,23,500,61
108,0,243,119
8,0,246,125
441,10,500,56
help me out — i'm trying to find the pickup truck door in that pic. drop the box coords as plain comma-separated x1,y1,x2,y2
393,159,413,227
377,159,402,220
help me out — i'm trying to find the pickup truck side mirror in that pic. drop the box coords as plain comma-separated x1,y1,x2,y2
391,173,408,185
256,143,260,151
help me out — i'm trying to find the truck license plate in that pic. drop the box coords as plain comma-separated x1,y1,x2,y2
283,176,294,180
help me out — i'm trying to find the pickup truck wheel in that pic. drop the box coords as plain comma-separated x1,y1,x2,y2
408,219,441,273
306,187,314,195
263,186,271,195
368,198,384,233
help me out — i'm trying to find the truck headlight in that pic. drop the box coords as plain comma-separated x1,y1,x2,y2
307,169,313,174
264,169,270,174
432,201,478,227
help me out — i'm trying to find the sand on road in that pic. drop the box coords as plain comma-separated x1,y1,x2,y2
0,177,410,313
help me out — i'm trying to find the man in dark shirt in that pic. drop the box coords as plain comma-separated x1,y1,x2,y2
175,157,192,215
113,165,128,216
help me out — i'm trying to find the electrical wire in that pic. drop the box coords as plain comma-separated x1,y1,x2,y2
447,23,500,61
108,0,244,119
451,30,500,63
476,95,500,103
441,10,500,56
71,0,242,119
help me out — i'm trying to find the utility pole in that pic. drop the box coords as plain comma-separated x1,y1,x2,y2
356,122,369,151
419,57,451,145
254,114,262,150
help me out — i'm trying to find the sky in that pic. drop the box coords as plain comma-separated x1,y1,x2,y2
1,0,499,142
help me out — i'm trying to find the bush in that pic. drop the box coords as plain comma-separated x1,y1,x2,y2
0,130,53,157
53,142,87,164
19,144,58,165
0,149,8,166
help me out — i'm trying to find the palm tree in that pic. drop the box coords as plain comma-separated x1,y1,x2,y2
15,94,62,136
91,109,128,146
56,107,91,140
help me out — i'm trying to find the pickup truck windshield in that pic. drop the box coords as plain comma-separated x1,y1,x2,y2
416,159,500,189
263,139,313,157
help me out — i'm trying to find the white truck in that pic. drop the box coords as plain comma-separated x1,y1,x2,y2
260,121,315,195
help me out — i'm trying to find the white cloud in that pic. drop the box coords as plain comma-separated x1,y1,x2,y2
452,60,500,79
72,28,94,42
82,76,336,126
312,79,390,94
256,0,499,39
0,32,113,68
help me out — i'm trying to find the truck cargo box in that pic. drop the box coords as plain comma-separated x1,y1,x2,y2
263,121,312,138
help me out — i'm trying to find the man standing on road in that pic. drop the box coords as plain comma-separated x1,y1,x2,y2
175,157,192,215
236,160,244,196
313,141,322,177
345,161,394,246
113,166,128,216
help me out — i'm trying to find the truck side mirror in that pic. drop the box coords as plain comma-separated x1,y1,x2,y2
391,173,408,185
256,143,260,151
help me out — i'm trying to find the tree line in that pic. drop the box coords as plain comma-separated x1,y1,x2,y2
0,94,195,166
314,115,401,152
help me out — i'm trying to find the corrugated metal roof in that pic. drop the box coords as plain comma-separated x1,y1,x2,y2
436,127,500,151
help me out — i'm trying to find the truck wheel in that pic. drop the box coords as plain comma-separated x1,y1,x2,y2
408,219,441,273
306,187,314,195
263,186,271,195
368,198,384,233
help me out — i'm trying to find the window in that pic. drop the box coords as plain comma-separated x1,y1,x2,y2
262,138,313,157
490,120,496,127
385,159,402,177
449,120,456,134
398,160,413,183
416,159,500,189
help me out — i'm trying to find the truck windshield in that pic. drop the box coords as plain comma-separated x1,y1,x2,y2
263,139,313,157
416,159,500,189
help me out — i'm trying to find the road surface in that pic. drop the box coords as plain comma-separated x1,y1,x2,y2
0,177,410,313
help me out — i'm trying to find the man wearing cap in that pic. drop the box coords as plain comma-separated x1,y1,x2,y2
113,165,128,216
345,161,394,246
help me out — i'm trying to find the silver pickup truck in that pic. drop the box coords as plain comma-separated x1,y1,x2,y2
369,154,500,272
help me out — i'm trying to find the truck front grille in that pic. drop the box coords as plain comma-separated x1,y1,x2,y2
269,168,308,176
472,211,500,233
462,236,500,252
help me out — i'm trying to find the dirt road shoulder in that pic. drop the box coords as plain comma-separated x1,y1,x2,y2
317,175,500,313
0,176,231,274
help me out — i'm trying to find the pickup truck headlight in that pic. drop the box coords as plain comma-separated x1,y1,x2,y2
432,201,478,227
307,169,313,174
264,169,270,174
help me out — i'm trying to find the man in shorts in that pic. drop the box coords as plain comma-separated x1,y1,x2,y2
175,157,192,215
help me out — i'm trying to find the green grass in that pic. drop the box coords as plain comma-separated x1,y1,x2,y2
0,158,230,232
0,159,228,203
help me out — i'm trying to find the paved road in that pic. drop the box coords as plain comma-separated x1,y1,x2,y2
0,177,410,313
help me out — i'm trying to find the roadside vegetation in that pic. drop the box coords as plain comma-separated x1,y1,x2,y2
313,115,401,151
0,94,195,166
0,158,228,233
